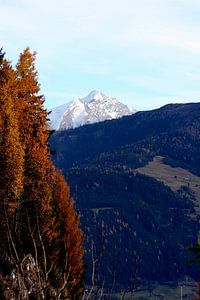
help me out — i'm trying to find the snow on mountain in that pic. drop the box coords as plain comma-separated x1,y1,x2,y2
49,102,70,130
49,90,135,130
83,90,105,102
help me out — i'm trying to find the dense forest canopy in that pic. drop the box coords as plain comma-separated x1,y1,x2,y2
51,101,200,291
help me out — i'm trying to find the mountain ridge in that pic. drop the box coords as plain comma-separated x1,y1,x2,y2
50,101,200,290
49,90,134,130
51,102,200,172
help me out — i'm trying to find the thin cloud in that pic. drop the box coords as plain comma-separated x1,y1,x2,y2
1,0,200,109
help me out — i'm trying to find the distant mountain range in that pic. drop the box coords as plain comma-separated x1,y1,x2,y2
50,102,200,291
49,90,134,130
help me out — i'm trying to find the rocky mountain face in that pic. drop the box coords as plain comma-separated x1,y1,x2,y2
50,90,134,130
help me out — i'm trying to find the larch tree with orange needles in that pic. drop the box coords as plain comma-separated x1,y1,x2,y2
0,48,85,299
47,170,85,299
0,51,24,215
17,48,84,298
0,50,25,299
15,47,52,215
0,48,84,300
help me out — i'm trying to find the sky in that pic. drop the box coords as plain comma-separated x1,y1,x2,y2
1,0,200,111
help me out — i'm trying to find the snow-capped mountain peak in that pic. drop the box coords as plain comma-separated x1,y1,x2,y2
69,97,84,109
83,90,105,102
50,91,135,130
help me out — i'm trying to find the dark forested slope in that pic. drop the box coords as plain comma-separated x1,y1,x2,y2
50,102,200,290
51,102,200,173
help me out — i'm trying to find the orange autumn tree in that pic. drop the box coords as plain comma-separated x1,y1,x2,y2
16,48,84,298
47,170,84,299
15,47,52,214
0,48,84,299
0,51,26,299
0,51,24,214
13,49,54,288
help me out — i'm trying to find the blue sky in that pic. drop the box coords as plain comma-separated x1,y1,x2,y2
1,0,200,111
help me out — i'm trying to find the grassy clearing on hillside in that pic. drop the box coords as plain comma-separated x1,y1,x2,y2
136,156,200,210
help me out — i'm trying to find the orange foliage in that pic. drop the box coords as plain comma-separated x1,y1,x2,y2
15,48,85,297
15,48,52,214
0,58,24,213
48,170,84,298
0,48,84,299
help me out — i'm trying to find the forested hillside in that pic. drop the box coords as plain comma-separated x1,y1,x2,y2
51,102,200,173
50,102,200,291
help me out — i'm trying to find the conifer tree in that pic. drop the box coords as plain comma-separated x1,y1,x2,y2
14,48,56,289
0,52,24,214
0,50,25,299
47,170,84,299
16,48,85,298
15,48,52,214
0,48,85,299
